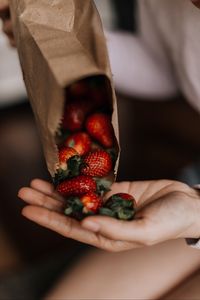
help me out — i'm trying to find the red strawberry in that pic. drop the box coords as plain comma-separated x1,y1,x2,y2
91,142,102,151
114,193,136,202
65,132,91,156
86,113,114,148
80,192,103,214
54,148,81,185
106,193,136,207
57,175,96,197
100,193,136,220
88,76,108,108
69,80,89,98
61,100,93,132
59,147,78,164
81,150,112,177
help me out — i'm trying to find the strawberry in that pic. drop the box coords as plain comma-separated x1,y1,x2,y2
105,193,136,208
91,142,102,151
80,192,103,214
100,193,136,220
59,147,78,166
64,192,103,220
86,113,114,148
57,175,96,197
69,80,89,99
81,150,112,177
114,193,136,202
61,100,93,132
87,76,109,108
65,132,91,156
54,147,81,186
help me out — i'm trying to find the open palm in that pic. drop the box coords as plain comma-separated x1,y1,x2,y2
18,178,200,252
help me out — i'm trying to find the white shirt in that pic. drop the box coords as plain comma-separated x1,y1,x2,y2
0,28,26,107
106,0,200,114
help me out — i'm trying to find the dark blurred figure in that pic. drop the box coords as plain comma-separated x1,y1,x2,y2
112,0,137,32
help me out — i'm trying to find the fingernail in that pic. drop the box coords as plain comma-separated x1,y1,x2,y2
82,220,100,232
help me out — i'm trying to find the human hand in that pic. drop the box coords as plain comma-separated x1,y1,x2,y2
0,0,16,47
18,178,200,252
191,0,200,9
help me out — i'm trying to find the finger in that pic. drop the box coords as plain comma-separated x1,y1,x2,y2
105,181,162,207
22,206,109,248
121,180,187,208
106,181,157,203
22,206,138,252
18,187,64,212
30,178,64,202
81,216,148,244
2,19,13,35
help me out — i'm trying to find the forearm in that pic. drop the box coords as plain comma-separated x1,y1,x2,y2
106,30,178,99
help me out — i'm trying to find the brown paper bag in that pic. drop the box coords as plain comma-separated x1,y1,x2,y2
9,0,119,179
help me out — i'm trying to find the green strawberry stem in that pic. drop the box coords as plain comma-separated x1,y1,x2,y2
64,196,99,220
107,198,134,209
53,169,69,186
95,178,112,196
64,196,84,220
67,155,83,177
53,155,84,186
117,208,135,220
64,207,73,216
106,148,118,164
99,207,116,218
102,195,136,221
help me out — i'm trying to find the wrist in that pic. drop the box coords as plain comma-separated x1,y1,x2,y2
186,184,200,248
185,186,200,239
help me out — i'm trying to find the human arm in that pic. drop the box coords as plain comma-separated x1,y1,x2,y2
106,31,178,99
105,0,179,99
18,178,200,252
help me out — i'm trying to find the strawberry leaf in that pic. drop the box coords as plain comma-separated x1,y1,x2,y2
67,155,82,178
106,198,133,209
64,196,84,219
102,195,135,221
64,207,73,216
95,178,112,196
68,139,75,148
99,207,116,218
66,196,83,209
53,169,70,186
106,148,118,165
117,208,135,221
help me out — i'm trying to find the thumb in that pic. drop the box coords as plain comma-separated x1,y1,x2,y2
81,216,147,243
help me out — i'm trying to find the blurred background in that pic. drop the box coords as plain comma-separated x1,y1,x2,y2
1,0,200,299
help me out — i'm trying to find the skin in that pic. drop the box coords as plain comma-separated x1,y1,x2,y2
18,178,200,252
0,0,15,47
